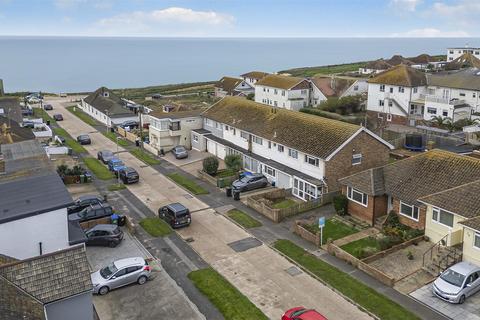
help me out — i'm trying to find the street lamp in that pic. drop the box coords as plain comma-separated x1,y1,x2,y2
116,136,122,184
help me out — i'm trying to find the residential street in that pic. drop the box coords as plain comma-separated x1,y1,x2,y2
46,97,373,320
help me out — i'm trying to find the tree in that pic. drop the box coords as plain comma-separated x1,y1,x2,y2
333,194,348,216
203,156,219,176
224,154,242,172
246,93,254,101
429,115,451,128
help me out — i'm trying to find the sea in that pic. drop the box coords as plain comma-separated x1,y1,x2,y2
0,36,479,93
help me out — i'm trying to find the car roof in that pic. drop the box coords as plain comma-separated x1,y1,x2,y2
124,167,137,173
101,150,113,154
89,203,110,210
78,134,89,138
167,202,188,212
78,194,101,201
449,261,480,274
114,257,145,269
88,224,118,232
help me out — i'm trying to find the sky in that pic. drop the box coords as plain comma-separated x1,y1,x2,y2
0,0,479,37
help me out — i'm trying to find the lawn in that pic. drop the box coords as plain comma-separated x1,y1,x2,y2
188,268,268,320
215,169,237,178
274,240,420,320
280,61,368,77
271,198,297,209
227,209,262,229
52,127,87,154
139,217,171,237
33,107,56,124
167,173,209,195
103,131,130,147
304,218,358,243
130,148,161,165
107,183,126,191
341,236,381,258
66,106,98,126
83,157,114,180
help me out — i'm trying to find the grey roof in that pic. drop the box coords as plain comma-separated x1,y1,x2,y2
192,128,211,134
68,221,87,245
0,245,92,304
83,87,135,118
0,97,23,124
428,68,480,91
0,173,73,224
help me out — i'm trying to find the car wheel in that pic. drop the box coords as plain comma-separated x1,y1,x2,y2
459,295,466,304
137,275,147,285
108,241,117,248
98,286,109,295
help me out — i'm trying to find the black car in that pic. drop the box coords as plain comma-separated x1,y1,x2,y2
68,203,113,223
231,173,268,192
85,224,123,247
172,145,188,159
22,120,35,128
119,120,139,130
53,114,63,121
68,195,104,214
43,104,53,110
97,150,115,164
119,167,139,184
158,203,191,228
77,134,91,145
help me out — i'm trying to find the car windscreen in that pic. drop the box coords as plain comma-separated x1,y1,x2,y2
100,263,118,279
440,269,466,287
103,151,113,157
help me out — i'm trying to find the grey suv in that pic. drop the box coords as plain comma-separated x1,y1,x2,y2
232,173,268,192
91,257,152,295
85,224,123,247
158,203,191,228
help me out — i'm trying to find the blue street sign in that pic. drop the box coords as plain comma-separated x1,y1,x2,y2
319,216,326,228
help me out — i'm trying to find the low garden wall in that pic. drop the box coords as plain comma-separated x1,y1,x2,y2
143,143,159,156
197,170,238,188
361,235,427,264
117,127,138,143
294,222,320,246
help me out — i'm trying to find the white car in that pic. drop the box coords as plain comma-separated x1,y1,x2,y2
433,261,480,304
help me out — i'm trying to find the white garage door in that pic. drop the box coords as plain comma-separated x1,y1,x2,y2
217,144,226,160
207,140,217,156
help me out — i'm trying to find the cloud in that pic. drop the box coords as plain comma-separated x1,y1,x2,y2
432,0,480,16
95,7,235,36
390,28,469,37
390,0,422,12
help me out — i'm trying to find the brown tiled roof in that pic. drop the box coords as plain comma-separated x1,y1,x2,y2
0,245,92,304
255,74,306,90
460,216,480,231
429,68,480,93
408,54,436,64
340,149,480,205
84,87,134,117
203,96,363,159
419,180,480,218
148,109,204,119
368,65,427,87
446,53,480,70
240,71,269,80
386,55,413,66
365,59,392,70
0,254,17,266
214,77,243,95
311,77,356,98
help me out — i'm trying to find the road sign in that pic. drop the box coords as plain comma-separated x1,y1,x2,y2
319,216,326,228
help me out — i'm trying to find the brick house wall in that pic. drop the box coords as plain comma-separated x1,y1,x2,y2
392,199,426,230
325,131,390,192
342,186,388,226
366,110,408,127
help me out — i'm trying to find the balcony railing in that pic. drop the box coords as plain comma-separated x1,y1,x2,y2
420,94,466,105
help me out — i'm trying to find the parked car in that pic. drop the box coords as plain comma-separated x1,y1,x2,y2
68,195,105,214
43,104,53,110
119,167,139,184
53,114,63,121
27,97,41,104
21,108,33,116
158,203,191,228
171,145,188,159
282,307,328,320
77,134,91,145
91,257,151,295
68,203,114,223
108,158,127,175
59,92,67,97
119,120,138,130
97,150,115,164
22,120,35,128
432,261,480,304
55,135,66,145
232,173,268,192
85,224,124,247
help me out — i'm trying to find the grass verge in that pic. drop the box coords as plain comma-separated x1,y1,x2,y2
227,209,262,229
304,218,358,243
131,148,161,165
188,268,268,320
139,217,171,237
167,172,209,195
102,131,130,147
66,106,98,126
107,183,126,191
33,107,56,124
52,127,87,154
83,157,114,180
274,240,420,320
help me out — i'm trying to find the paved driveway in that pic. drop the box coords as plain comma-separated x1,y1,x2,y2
163,149,210,167
410,283,480,320
87,230,205,320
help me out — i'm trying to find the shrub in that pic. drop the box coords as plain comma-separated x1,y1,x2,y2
333,194,348,216
383,210,402,228
57,164,68,176
378,235,403,251
224,154,242,172
203,156,219,176
246,93,254,100
354,246,377,259
318,95,363,115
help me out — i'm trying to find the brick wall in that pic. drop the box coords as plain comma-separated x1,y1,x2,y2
366,110,408,127
342,186,375,225
373,195,388,220
325,131,390,192
294,222,320,246
392,199,426,230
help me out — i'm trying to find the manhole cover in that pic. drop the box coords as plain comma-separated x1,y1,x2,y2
184,194,193,199
228,237,262,252
285,266,302,277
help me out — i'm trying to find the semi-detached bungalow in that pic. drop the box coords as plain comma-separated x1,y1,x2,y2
192,96,393,201
214,76,254,98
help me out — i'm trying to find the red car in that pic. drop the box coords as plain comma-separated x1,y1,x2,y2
282,307,328,320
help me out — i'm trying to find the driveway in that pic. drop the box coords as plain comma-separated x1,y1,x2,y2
163,149,210,167
410,283,480,320
86,230,205,320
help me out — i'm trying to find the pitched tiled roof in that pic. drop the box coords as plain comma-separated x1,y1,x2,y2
460,216,480,231
419,180,480,218
255,74,306,90
214,77,243,95
446,53,480,70
240,71,269,80
409,54,436,64
368,65,427,87
84,87,134,117
386,55,413,66
0,245,92,304
310,77,356,98
365,59,392,70
340,149,480,205
149,109,204,120
203,96,365,159
0,254,17,266
0,97,23,123
428,68,480,91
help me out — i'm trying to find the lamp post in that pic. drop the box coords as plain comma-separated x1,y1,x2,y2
138,105,144,149
116,136,121,184
105,109,109,133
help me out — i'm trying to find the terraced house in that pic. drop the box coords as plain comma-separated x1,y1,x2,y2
192,97,392,201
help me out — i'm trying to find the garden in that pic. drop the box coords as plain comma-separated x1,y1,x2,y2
200,154,240,188
56,164,91,184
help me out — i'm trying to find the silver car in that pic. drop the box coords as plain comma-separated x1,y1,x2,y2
91,257,152,295
432,261,480,304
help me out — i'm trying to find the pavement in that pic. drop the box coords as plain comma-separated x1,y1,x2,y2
46,97,373,320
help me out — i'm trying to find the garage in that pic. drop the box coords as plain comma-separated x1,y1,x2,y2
206,139,217,157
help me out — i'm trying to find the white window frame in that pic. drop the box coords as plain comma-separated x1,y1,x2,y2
288,148,298,159
252,135,263,145
431,207,454,228
240,131,249,140
399,201,419,221
347,186,368,207
352,153,362,165
380,85,385,92
263,165,276,178
305,155,319,167
474,233,480,249
398,87,405,93
379,100,384,107
278,144,284,153
193,134,199,142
